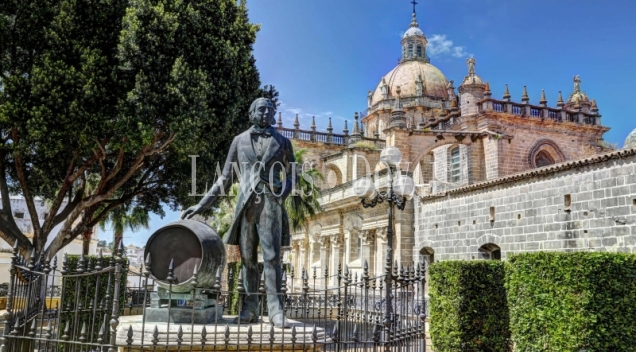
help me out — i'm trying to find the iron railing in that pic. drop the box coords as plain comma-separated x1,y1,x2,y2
1,244,428,352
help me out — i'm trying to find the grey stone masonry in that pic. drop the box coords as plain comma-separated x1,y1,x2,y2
414,148,636,261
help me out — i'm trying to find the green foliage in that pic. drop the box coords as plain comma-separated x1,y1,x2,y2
285,145,323,232
61,255,128,342
506,252,636,352
226,261,241,315
259,85,280,107
99,203,150,249
0,0,262,256
429,260,510,352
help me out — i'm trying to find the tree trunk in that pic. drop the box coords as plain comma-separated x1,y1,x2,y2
82,229,93,255
113,231,124,252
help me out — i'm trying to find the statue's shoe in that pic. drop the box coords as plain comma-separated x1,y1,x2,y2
233,310,258,324
270,314,291,328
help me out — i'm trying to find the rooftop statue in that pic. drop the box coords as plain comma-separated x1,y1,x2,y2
573,75,581,92
182,97,295,328
467,56,476,75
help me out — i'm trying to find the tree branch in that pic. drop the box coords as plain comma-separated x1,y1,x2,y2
11,129,42,250
49,178,84,229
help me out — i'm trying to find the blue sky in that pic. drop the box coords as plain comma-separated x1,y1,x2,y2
102,0,636,246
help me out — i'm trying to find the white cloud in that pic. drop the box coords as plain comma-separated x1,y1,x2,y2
427,34,469,58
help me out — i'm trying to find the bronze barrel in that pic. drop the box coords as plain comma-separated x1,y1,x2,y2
144,219,226,292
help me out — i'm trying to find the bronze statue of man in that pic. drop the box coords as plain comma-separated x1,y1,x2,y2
182,98,295,328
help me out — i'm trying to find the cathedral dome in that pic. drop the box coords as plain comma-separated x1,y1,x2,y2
625,128,636,149
370,60,449,106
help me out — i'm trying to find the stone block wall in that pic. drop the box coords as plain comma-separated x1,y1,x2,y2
414,150,636,261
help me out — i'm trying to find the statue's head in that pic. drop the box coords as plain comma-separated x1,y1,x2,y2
249,98,276,128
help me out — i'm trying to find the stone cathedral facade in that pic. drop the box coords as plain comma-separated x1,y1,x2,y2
278,10,636,285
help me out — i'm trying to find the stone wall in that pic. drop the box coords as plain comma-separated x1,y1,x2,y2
414,149,636,261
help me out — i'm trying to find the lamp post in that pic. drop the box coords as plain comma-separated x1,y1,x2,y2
353,146,414,333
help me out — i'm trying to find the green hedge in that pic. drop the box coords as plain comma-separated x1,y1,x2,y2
429,260,510,352
61,255,128,341
506,252,636,351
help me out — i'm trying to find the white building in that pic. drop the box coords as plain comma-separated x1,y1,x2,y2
0,195,99,283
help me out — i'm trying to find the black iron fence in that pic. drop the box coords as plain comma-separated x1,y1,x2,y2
1,244,428,352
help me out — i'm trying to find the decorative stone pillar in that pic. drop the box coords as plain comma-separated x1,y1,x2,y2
290,241,299,273
299,239,309,277
330,234,344,286
318,236,331,281
375,228,388,276
359,230,376,277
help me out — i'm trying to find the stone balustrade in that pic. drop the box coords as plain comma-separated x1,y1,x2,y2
275,126,385,148
480,99,600,126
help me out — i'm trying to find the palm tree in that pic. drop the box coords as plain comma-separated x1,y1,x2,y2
99,204,150,251
285,147,323,232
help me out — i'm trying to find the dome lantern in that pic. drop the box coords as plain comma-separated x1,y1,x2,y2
401,11,428,63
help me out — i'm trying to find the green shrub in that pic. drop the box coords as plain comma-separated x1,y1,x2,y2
60,255,128,342
506,252,636,351
429,260,510,352
227,261,242,315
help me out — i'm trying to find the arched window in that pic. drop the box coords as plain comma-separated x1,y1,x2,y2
408,44,414,58
419,247,435,265
478,243,501,260
535,151,555,167
450,147,461,183
416,45,422,57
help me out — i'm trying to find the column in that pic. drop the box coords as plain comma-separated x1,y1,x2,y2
375,228,388,276
359,230,376,277
330,234,343,286
319,236,331,284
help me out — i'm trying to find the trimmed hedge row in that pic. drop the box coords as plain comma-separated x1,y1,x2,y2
62,255,128,340
429,252,636,352
506,252,636,351
429,260,510,352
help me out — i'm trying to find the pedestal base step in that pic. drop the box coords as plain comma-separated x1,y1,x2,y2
144,306,223,324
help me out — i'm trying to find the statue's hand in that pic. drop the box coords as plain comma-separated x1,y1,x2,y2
182,204,204,220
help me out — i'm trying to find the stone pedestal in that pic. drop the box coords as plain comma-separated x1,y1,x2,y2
145,287,222,324
117,315,329,351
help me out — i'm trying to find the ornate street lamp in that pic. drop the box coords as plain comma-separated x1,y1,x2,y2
353,146,414,330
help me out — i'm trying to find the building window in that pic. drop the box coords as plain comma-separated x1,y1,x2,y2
408,44,413,58
478,243,501,260
416,45,422,57
357,236,361,260
535,151,554,167
450,147,460,183
14,212,24,219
